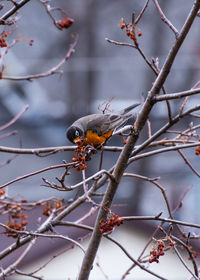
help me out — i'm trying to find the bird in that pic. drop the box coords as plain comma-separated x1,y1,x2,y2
66,103,140,148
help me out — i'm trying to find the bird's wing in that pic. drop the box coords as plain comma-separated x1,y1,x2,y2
87,114,129,135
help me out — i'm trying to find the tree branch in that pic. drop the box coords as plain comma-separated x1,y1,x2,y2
152,0,179,38
153,88,200,102
78,2,200,278
0,0,30,24
2,37,78,81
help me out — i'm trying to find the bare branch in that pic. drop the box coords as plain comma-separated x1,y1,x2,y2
178,149,200,177
2,37,78,81
123,215,200,229
0,104,29,131
0,163,74,189
152,0,179,38
131,104,200,157
172,235,199,278
106,236,167,280
1,239,36,277
0,145,124,155
135,0,150,24
173,246,199,280
153,88,200,102
0,0,31,24
105,38,136,49
78,2,200,277
123,173,172,218
129,142,200,164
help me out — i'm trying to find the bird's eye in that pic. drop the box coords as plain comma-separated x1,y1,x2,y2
75,130,79,137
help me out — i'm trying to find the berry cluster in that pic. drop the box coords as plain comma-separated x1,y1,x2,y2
6,205,28,237
42,199,63,217
0,32,8,48
72,139,87,171
99,211,124,234
120,18,142,43
195,146,200,155
149,240,165,263
1,195,65,237
149,239,175,263
57,17,74,29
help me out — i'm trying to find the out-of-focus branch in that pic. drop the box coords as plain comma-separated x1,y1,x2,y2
0,225,85,278
0,104,29,131
0,223,86,253
0,0,30,24
2,37,78,81
1,239,36,278
38,0,74,30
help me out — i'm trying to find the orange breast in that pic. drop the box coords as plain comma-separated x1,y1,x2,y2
84,130,113,147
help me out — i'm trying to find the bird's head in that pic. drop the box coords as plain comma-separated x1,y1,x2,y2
66,126,84,144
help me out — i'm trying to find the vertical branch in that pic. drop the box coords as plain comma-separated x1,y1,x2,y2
78,1,200,279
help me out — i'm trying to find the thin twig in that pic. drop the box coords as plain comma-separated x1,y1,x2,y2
178,149,200,177
1,238,36,277
105,38,136,49
0,105,29,131
106,236,167,280
172,235,199,278
123,173,172,218
152,0,179,38
135,0,150,24
173,246,199,280
2,37,78,81
0,163,74,189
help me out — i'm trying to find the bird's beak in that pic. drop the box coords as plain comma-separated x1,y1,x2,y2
74,137,83,144
73,138,80,143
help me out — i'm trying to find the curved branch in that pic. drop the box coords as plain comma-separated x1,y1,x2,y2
2,38,78,81
152,0,179,38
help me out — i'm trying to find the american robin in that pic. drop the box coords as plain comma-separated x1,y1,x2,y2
66,103,140,147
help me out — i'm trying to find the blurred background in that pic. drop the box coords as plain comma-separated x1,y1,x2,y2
0,1,200,279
